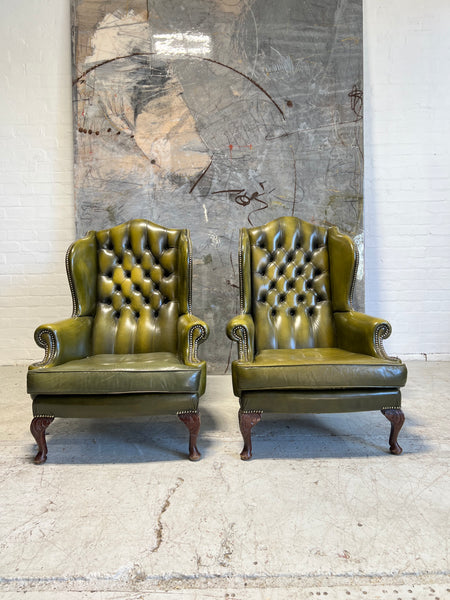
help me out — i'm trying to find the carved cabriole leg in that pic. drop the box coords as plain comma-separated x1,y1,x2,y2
178,411,201,461
381,408,405,455
238,410,262,461
30,416,54,464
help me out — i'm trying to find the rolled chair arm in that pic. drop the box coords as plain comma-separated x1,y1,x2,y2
226,313,255,363
334,311,400,361
177,313,209,366
29,316,93,369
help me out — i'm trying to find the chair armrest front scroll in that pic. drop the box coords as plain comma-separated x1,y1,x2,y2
177,314,209,367
334,311,400,361
29,317,93,369
226,313,255,363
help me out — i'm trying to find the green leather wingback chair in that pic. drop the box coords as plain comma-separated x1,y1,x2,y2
27,219,209,463
226,217,407,460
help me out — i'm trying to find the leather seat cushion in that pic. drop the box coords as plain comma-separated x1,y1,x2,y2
233,348,407,391
28,352,204,395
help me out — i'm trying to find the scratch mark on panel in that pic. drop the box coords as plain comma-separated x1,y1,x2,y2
189,160,212,193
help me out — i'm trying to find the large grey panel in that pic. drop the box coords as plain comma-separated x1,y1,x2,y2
72,0,363,372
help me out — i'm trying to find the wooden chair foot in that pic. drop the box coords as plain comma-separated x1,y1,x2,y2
30,416,54,464
239,410,262,460
178,412,201,461
381,408,405,455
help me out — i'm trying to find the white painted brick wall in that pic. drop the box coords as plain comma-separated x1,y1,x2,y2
0,1,75,364
364,0,450,360
0,0,449,364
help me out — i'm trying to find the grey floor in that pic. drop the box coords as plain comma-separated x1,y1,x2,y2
0,362,449,599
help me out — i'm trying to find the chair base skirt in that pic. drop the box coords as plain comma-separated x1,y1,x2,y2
32,392,198,419
239,388,401,414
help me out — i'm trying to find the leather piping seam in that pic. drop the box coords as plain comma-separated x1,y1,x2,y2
232,325,248,362
374,322,400,362
349,243,359,309
238,229,245,313
188,323,207,363
65,242,79,318
31,328,57,367
186,231,193,314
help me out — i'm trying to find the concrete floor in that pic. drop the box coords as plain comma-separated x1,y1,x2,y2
0,362,449,599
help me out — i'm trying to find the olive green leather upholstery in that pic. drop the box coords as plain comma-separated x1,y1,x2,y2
27,219,209,462
227,216,407,458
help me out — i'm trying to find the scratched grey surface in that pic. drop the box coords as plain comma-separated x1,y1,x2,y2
72,0,363,372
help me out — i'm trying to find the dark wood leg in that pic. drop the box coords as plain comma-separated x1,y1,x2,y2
178,412,201,461
239,410,262,461
381,409,405,455
30,416,54,464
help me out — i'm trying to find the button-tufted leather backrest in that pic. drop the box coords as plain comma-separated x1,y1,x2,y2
67,219,192,355
241,217,336,352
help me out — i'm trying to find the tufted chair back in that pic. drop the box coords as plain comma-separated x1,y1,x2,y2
66,219,192,355
239,217,344,352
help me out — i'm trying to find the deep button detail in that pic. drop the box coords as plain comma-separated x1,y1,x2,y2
286,251,294,262
114,284,121,291
125,270,131,277
271,308,277,317
163,297,169,304
308,307,315,316
106,270,113,278
279,293,286,302
153,310,159,318
304,252,312,262
259,267,267,276
278,265,285,275
295,266,303,276
260,292,267,302
287,280,294,289
306,280,313,289
113,311,120,319
315,269,322,277
134,311,140,319
297,294,305,302
289,308,296,316
134,284,141,292
125,298,131,305
154,282,160,290
269,281,276,290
